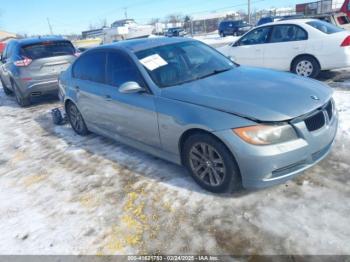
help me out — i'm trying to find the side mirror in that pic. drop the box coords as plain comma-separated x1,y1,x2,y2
231,41,240,47
119,81,145,94
228,56,235,62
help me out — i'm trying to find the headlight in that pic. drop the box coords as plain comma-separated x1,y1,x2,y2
233,124,298,145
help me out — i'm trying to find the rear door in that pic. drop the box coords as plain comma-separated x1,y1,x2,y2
19,40,76,80
224,26,271,67
263,25,308,71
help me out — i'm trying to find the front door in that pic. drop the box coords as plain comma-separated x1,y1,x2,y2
226,26,271,67
102,50,160,148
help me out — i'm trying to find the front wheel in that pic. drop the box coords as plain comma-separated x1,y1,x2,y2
291,56,320,78
66,102,89,136
183,133,241,193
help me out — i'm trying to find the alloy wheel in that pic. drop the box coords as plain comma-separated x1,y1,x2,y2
189,142,226,187
296,60,314,77
68,105,85,133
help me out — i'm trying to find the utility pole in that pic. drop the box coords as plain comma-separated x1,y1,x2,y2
47,18,53,35
124,7,128,19
248,0,251,24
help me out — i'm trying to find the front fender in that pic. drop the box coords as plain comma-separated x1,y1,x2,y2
156,97,256,156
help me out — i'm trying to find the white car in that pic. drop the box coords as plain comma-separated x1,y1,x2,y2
218,19,350,78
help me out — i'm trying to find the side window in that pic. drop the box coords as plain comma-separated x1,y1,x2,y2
239,27,271,46
4,43,13,59
270,25,307,43
106,51,144,87
73,51,106,83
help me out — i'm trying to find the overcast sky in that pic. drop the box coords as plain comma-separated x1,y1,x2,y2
1,0,313,35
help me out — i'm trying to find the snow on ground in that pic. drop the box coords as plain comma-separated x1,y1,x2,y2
0,74,350,255
193,33,239,48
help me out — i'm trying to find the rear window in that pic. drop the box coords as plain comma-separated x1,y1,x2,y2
337,16,350,25
307,20,344,34
20,41,75,60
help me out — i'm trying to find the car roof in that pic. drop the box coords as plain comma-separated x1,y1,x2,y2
96,37,194,52
258,18,316,27
13,36,67,46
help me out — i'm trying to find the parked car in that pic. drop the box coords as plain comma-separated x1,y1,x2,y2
0,36,77,106
257,16,284,26
165,27,187,37
282,12,350,31
59,37,337,193
218,19,350,78
257,15,305,26
218,20,252,37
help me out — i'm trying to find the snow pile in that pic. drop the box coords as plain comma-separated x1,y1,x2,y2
193,33,239,47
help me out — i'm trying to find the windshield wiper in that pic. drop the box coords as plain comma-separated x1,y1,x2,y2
197,67,232,80
177,67,233,86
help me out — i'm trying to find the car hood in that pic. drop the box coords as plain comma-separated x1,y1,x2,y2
160,66,333,122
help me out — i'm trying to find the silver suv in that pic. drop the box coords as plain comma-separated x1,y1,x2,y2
0,36,76,106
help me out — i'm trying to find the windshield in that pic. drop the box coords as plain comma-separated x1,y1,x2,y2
307,20,344,34
20,40,75,60
135,41,235,88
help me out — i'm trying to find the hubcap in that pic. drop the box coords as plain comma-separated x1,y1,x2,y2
69,105,84,133
296,60,313,77
189,143,226,187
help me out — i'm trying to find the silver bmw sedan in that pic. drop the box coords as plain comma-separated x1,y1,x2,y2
58,37,338,193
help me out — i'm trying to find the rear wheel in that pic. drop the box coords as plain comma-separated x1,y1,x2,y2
12,80,31,107
183,133,241,193
220,31,225,37
292,56,320,78
1,78,13,95
66,102,89,136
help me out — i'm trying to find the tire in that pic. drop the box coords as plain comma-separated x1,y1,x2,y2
66,102,89,136
220,31,225,37
183,133,241,193
291,56,320,78
12,80,31,107
1,78,13,96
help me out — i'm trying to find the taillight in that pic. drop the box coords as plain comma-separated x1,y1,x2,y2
341,36,350,47
14,57,32,67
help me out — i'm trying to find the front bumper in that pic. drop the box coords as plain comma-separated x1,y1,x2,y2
214,108,338,189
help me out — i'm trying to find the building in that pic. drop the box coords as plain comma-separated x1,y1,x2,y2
0,30,17,42
81,28,105,39
0,30,17,54
296,0,347,15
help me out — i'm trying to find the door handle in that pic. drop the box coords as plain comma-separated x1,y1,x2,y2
104,95,112,101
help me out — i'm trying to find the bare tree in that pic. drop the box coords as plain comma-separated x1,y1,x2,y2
99,18,108,28
166,13,184,24
148,18,160,25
